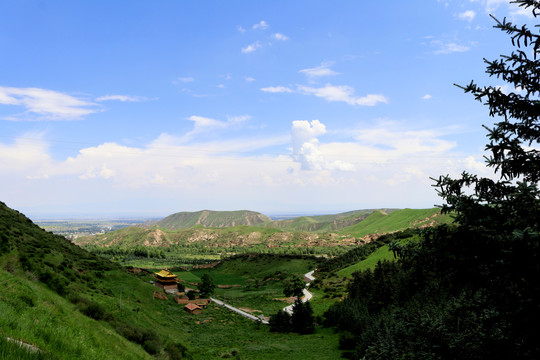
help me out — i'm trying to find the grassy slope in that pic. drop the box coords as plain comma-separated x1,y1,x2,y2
339,208,453,237
259,209,380,232
0,202,341,359
156,210,272,230
336,245,395,277
0,267,151,360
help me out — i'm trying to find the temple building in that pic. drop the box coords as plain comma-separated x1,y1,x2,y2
154,269,178,291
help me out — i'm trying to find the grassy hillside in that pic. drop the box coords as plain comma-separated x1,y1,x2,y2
339,208,453,237
260,209,399,232
155,210,271,230
0,201,341,359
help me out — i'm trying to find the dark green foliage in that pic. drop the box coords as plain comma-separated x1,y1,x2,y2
282,274,304,298
165,341,189,360
198,273,215,298
79,302,109,321
318,229,416,274
324,3,540,358
186,290,196,300
269,309,292,332
291,299,315,334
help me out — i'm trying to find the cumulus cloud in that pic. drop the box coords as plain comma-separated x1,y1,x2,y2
272,33,289,41
297,84,388,106
252,20,269,30
1,123,493,214
0,86,98,121
260,86,294,93
241,41,262,53
299,64,339,80
422,94,432,100
458,10,476,22
290,120,355,171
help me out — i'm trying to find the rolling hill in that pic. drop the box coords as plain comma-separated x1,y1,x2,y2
76,208,452,250
152,210,272,229
260,209,397,232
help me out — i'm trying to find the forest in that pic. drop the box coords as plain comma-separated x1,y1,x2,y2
323,2,540,358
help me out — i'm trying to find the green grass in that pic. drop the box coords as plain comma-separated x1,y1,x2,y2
0,201,342,359
337,245,396,277
340,208,452,237
0,270,151,360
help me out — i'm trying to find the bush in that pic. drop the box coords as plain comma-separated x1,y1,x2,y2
80,302,109,321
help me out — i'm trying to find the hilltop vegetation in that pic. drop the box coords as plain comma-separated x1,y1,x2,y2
153,210,272,230
74,208,451,270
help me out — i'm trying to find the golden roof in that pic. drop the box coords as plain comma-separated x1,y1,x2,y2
155,269,177,278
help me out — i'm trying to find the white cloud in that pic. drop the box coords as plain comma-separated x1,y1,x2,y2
422,94,432,100
0,86,98,121
227,115,251,124
458,10,476,22
237,25,246,33
241,41,262,53
299,64,339,80
217,84,225,88
297,84,388,106
175,77,195,83
183,114,251,139
432,41,470,54
273,33,289,41
96,95,147,102
290,120,355,171
252,20,269,30
260,86,294,93
245,77,256,82
1,123,489,214
188,115,228,133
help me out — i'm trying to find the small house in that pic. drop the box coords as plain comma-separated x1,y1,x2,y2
184,303,202,315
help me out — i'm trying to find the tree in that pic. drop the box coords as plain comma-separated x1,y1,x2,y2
283,274,304,299
269,309,291,332
291,299,315,334
198,273,215,298
324,3,540,358
176,282,185,293
428,2,540,356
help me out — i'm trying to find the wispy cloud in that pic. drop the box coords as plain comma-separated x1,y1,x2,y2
299,64,339,80
0,86,98,121
252,20,269,30
174,77,195,84
184,114,251,139
297,84,388,106
260,86,294,93
245,77,256,82
241,41,262,53
96,95,148,102
422,94,432,100
432,40,471,54
458,10,476,22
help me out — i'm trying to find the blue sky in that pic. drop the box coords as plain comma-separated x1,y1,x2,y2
0,0,531,218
